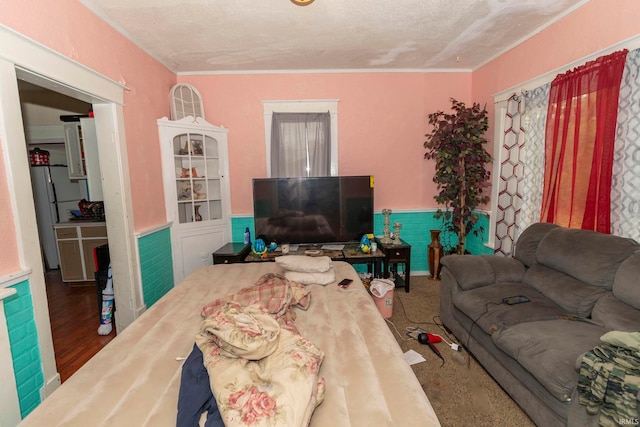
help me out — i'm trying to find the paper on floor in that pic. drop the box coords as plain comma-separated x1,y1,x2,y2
404,349,426,365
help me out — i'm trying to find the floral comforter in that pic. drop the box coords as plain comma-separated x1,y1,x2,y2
196,274,325,427
201,273,311,333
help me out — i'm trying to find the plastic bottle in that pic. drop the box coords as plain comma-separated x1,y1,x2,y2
98,264,114,336
244,227,251,245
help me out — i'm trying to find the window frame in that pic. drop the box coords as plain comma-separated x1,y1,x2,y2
262,99,339,177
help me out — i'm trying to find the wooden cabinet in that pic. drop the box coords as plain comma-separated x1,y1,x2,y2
158,116,231,282
55,223,108,282
63,118,103,201
57,240,83,281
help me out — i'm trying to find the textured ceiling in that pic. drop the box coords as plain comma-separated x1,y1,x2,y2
80,0,588,74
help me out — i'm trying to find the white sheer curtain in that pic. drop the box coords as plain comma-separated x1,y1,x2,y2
270,112,331,177
519,84,549,234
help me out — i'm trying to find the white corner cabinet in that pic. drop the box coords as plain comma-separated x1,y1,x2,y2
64,117,103,201
158,116,231,282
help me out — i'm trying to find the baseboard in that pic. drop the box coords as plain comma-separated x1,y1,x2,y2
135,304,147,317
40,372,61,399
412,270,429,276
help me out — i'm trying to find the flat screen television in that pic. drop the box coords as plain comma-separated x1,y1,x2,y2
252,176,374,244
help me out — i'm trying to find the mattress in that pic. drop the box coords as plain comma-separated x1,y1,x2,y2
18,261,440,427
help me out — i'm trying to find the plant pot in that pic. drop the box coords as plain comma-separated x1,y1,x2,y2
428,229,443,280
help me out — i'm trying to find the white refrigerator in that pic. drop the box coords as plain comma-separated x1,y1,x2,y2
30,165,84,270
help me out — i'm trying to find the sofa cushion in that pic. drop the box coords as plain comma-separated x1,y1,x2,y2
514,222,559,267
453,282,568,334
536,227,639,289
441,255,495,290
523,265,607,317
612,250,640,309
483,256,527,283
591,293,640,331
492,319,608,403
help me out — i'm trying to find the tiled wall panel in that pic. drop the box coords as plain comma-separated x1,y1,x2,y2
138,228,174,308
4,280,43,417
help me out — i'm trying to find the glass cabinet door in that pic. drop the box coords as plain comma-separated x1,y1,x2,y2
173,132,223,224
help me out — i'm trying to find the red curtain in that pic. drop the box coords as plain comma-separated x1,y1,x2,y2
541,50,628,233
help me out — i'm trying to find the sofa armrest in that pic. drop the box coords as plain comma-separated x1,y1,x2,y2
441,255,525,290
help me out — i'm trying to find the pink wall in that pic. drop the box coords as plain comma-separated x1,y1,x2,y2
1,0,637,277
0,0,175,275
472,0,640,138
179,72,471,213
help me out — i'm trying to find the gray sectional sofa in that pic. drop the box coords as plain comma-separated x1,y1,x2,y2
439,222,640,426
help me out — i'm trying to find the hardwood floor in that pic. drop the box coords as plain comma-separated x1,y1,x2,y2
45,270,115,383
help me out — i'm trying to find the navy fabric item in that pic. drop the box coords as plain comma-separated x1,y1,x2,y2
176,343,224,427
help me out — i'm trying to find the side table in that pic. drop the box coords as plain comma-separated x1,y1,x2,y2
341,243,384,278
212,242,251,264
377,238,412,292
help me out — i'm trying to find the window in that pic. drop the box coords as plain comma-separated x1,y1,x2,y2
271,112,330,177
540,50,627,233
169,83,204,120
263,100,339,177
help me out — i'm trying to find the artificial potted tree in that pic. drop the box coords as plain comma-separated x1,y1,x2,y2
423,98,492,255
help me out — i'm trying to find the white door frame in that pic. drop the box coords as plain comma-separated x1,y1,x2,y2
0,24,141,403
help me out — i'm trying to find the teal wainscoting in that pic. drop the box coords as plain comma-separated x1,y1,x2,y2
231,217,254,243
232,210,492,275
4,280,44,418
138,227,174,308
464,213,494,255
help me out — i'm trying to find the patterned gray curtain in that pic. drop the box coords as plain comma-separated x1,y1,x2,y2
493,85,549,257
611,48,640,242
494,95,525,257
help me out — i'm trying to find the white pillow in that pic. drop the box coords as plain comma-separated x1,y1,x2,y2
284,267,336,286
275,255,332,273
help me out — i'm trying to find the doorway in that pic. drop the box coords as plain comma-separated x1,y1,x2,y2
0,25,142,401
19,80,115,381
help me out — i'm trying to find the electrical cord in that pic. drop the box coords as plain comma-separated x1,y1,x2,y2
384,318,413,341
429,333,457,349
464,301,503,367
394,290,441,328
396,298,462,354
393,291,464,365
431,315,461,348
405,326,428,339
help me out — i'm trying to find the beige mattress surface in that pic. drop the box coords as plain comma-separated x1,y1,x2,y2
19,261,439,427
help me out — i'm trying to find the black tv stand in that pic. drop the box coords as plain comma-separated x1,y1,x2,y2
214,241,384,278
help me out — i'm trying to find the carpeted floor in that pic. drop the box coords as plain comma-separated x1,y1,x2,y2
384,275,536,427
